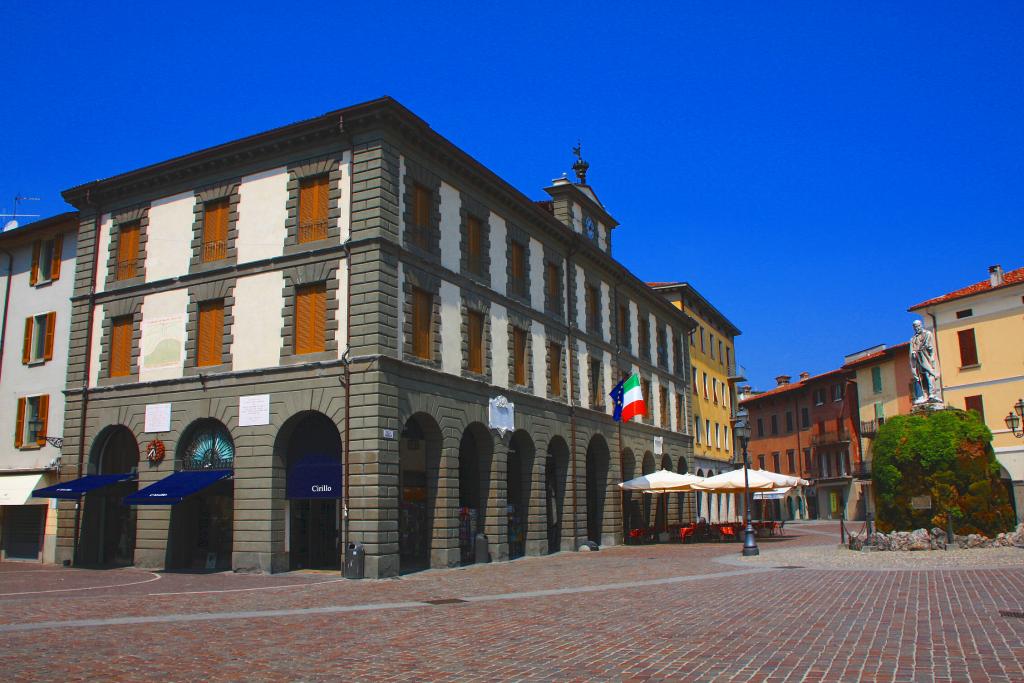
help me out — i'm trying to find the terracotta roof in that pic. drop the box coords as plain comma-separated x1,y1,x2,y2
909,266,1024,310
646,281,682,288
842,342,910,369
534,200,553,214
740,367,851,404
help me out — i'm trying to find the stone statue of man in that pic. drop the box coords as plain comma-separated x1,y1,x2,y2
910,320,942,404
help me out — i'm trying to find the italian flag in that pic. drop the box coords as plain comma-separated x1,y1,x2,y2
620,374,646,422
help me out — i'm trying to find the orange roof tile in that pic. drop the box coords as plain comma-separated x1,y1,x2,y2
740,367,851,404
842,342,910,369
909,266,1024,310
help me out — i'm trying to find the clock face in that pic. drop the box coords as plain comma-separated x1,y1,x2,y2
584,216,596,239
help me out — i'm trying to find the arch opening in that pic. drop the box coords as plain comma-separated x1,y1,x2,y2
78,425,138,566
458,423,493,565
585,435,610,545
545,436,570,554
398,413,442,574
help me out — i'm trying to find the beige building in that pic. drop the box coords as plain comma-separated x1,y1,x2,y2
651,282,742,521
909,264,1024,521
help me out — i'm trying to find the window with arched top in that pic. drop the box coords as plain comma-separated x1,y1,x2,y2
178,420,234,471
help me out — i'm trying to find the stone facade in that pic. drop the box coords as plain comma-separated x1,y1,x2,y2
56,98,697,577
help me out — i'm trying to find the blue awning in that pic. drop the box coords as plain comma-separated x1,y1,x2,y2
32,473,136,500
287,453,342,500
123,470,232,505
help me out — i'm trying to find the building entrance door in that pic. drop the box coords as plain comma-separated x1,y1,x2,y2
168,478,233,570
290,499,339,570
282,413,343,571
3,506,44,560
79,426,138,566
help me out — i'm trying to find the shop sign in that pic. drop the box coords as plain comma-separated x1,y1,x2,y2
488,396,515,436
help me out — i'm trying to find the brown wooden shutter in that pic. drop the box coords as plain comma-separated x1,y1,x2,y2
511,242,525,286
298,175,329,243
550,343,562,396
117,223,140,280
50,234,63,281
467,311,483,373
513,327,526,385
964,395,985,423
197,300,224,366
30,242,40,285
22,317,32,364
412,288,432,359
43,312,56,361
295,284,327,355
957,329,978,366
14,397,26,448
467,216,481,273
414,185,431,228
37,395,49,446
110,316,132,377
202,200,229,261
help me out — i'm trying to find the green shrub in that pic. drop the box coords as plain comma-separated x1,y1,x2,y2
872,408,1015,536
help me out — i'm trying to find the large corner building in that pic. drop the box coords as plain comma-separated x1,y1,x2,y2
52,97,697,577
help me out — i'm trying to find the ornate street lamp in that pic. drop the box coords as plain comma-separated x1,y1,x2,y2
1006,397,1024,438
26,417,63,449
734,409,759,556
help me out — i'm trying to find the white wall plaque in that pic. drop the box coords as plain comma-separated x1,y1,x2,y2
145,403,172,433
654,436,664,455
239,394,270,427
488,396,515,436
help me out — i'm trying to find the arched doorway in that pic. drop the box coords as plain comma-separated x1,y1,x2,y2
507,431,534,560
585,435,610,545
398,413,442,573
545,437,569,554
167,419,234,570
278,412,342,570
78,426,138,566
458,423,492,565
621,449,637,539
641,452,655,529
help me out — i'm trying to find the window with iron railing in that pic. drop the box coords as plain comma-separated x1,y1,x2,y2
115,221,140,281
202,199,229,262
298,174,330,244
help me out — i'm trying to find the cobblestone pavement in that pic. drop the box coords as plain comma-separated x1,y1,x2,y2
1,522,1023,682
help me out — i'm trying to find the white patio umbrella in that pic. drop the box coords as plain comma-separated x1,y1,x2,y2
688,467,777,493
753,486,793,500
754,469,810,487
618,469,705,493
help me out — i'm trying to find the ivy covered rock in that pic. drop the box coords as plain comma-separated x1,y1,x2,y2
872,409,1016,537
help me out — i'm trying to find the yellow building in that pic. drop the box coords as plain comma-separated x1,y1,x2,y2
910,264,1024,521
842,342,914,467
650,283,742,477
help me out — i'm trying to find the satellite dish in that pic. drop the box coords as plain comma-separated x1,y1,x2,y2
3,220,18,231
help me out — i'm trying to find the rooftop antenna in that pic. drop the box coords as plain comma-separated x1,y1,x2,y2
0,195,41,231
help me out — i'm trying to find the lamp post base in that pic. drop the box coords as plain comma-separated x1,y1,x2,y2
742,523,759,556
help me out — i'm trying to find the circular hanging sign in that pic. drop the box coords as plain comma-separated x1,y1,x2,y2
145,439,166,465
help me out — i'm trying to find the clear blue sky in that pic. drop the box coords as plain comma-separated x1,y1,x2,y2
3,2,1021,389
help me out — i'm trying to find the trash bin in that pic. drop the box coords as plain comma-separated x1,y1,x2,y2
474,533,491,564
344,541,364,579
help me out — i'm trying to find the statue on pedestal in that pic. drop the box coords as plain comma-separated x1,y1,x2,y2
910,320,943,405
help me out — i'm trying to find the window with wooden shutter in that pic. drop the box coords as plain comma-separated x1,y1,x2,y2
512,327,526,385
639,319,650,359
37,395,49,446
589,358,602,407
466,215,483,274
546,262,559,308
660,386,669,427
294,284,327,355
412,288,433,360
641,379,651,421
510,241,526,295
43,312,56,361
197,300,225,366
50,234,63,281
202,199,229,261
675,393,683,431
549,342,562,396
298,175,329,243
586,285,599,332
412,184,432,249
467,310,484,373
957,328,979,366
617,304,627,344
110,316,133,377
964,395,985,423
871,366,883,393
14,397,25,448
22,317,32,364
30,241,41,285
116,222,140,280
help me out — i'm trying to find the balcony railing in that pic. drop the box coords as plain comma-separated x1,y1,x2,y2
810,429,852,446
298,219,329,244
727,363,747,381
860,420,878,437
852,460,872,479
202,240,228,262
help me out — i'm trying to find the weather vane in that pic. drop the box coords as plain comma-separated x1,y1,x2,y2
571,141,589,185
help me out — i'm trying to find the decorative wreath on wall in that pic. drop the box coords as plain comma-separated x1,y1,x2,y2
144,439,166,465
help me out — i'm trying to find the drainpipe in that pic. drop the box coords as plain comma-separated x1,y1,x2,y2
564,245,578,546
341,237,352,561
73,193,102,565
0,245,13,385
